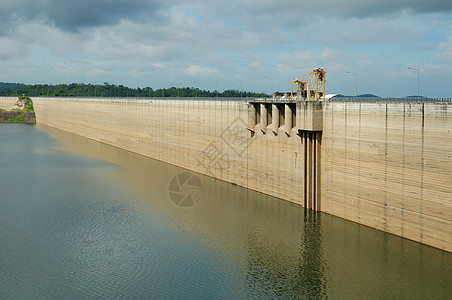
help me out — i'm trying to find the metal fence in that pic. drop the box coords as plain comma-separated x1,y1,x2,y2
24,96,254,102
329,97,452,103
4,96,452,103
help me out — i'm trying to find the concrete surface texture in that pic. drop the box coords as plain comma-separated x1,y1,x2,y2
322,102,451,252
4,97,449,252
0,97,19,110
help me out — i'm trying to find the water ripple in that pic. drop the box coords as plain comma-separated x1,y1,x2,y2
0,125,451,299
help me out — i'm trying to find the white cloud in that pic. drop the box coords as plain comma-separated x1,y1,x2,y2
0,37,26,59
0,0,450,97
439,36,452,63
241,0,452,18
185,65,220,78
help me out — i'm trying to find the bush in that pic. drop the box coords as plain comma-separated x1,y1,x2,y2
18,96,34,112
8,113,24,123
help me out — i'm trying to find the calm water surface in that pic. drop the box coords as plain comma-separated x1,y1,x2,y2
0,124,451,299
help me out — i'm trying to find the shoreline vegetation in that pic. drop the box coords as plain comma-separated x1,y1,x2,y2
0,82,270,98
0,96,36,124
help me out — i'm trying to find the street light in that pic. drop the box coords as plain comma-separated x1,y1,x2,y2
408,67,420,101
346,71,358,98
234,79,242,98
264,76,273,98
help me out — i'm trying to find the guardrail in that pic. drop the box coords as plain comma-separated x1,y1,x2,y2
329,97,452,102
27,96,254,102
4,96,452,103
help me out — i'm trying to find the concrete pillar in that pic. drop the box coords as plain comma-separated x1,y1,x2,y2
301,130,322,211
303,131,308,208
254,103,267,134
307,132,314,209
265,104,272,131
272,104,279,134
315,132,322,211
285,104,292,136
260,104,268,127
248,103,256,132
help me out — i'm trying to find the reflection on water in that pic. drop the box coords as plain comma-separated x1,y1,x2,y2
0,124,451,299
245,210,326,299
299,211,326,298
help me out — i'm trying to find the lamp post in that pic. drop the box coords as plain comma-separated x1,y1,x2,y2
346,71,358,98
234,79,242,98
408,67,420,101
264,77,273,98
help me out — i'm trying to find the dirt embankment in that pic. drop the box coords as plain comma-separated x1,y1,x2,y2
0,110,36,124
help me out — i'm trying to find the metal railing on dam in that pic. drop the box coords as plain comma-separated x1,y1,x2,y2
22,96,253,102
255,97,452,103
329,97,452,102
4,96,452,103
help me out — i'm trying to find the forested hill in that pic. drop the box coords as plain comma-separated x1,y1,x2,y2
0,83,269,98
0,82,26,90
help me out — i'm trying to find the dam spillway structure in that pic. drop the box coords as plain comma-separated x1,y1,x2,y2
2,67,450,252
250,68,327,211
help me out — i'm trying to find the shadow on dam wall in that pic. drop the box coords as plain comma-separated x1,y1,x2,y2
23,97,452,253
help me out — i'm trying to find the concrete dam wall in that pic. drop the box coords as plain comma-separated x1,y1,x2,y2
7,97,450,252
322,102,451,252
0,97,19,110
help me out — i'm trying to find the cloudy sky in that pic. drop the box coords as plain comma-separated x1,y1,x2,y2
0,0,451,97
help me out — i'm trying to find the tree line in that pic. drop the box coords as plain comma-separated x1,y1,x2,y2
0,82,269,98
0,82,26,90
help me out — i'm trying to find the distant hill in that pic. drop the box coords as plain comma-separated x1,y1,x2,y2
335,93,380,98
0,82,26,90
358,94,380,98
